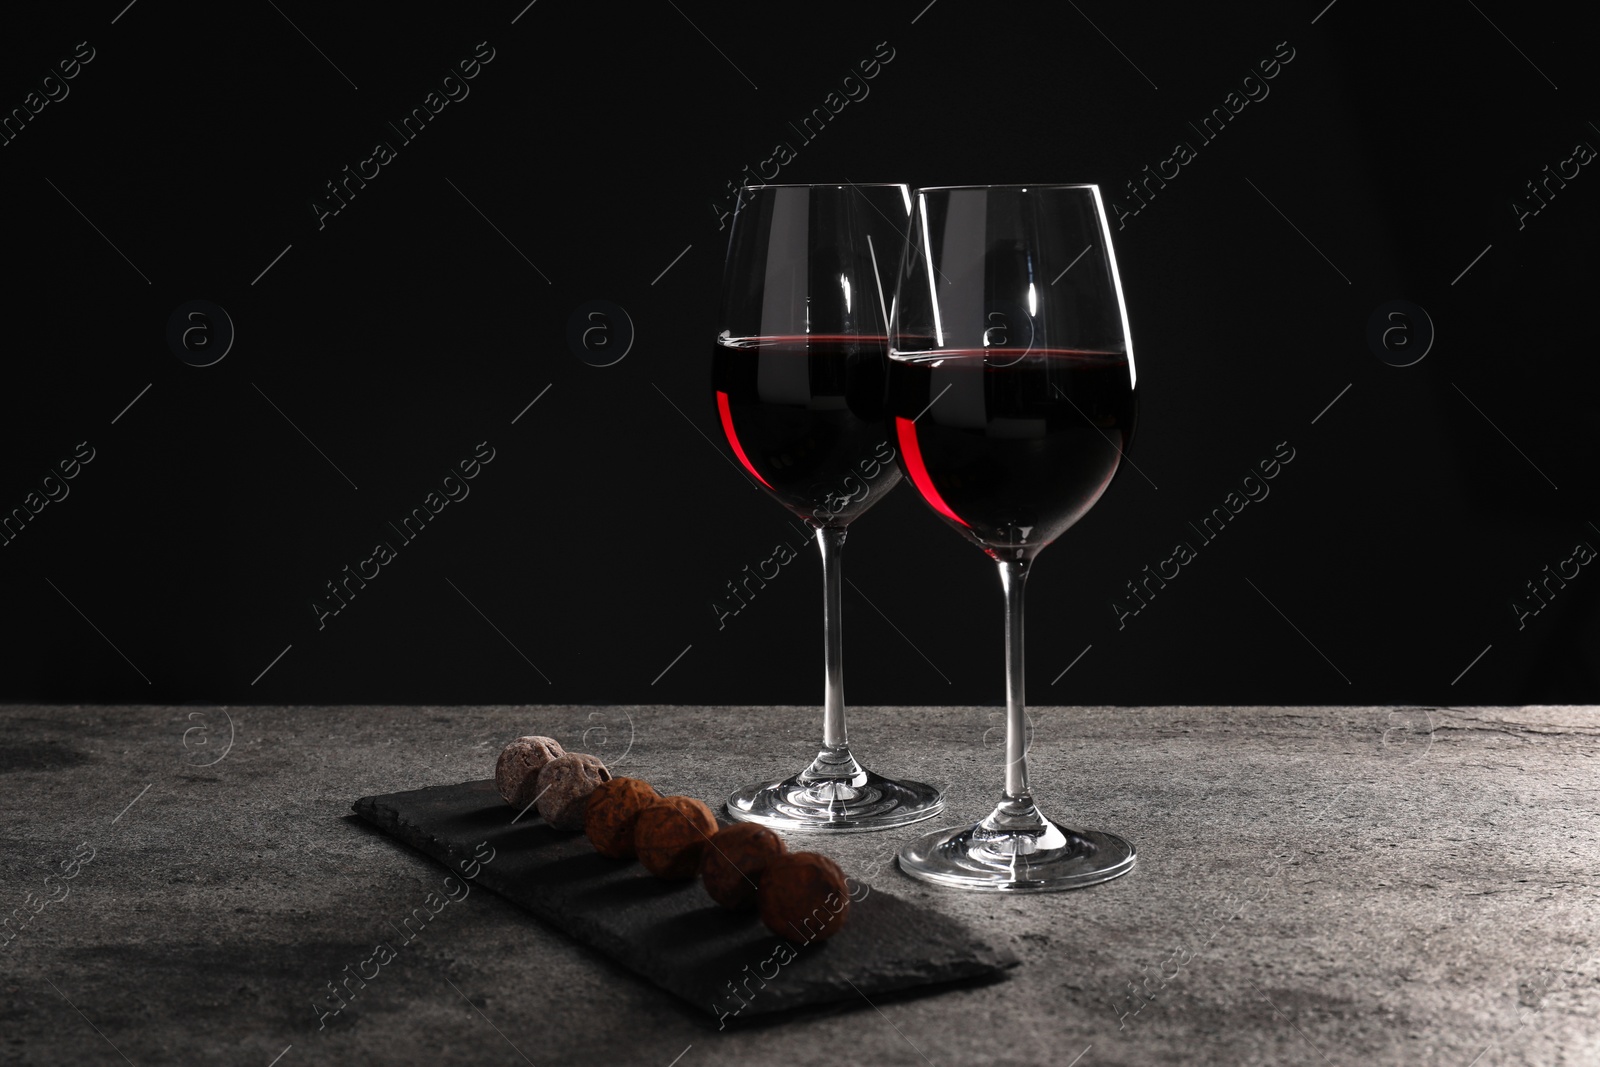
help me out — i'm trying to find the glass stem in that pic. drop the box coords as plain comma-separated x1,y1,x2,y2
803,525,866,786
793,524,870,793
818,525,849,750
999,558,1033,806
975,557,1075,854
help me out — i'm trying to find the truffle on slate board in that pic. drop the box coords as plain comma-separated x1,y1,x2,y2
535,753,612,830
495,736,565,808
700,822,787,910
759,851,851,944
634,796,718,878
584,777,660,858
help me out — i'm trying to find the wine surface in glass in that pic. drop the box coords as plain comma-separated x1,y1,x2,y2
713,334,902,526
888,348,1135,556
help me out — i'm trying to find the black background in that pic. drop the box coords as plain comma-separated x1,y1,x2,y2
1,0,1594,707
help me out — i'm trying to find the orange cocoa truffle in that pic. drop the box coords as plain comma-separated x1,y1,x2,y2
758,851,851,944
584,777,660,858
700,823,788,910
633,796,718,878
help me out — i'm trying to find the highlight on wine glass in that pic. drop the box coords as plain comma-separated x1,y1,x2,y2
712,182,945,832
887,184,1139,889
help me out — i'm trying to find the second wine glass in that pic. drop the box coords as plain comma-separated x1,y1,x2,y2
714,183,944,832
888,184,1139,889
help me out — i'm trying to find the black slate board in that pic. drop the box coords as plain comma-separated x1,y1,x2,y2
352,779,1018,1022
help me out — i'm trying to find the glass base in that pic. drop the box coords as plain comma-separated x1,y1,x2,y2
726,761,945,833
897,813,1135,892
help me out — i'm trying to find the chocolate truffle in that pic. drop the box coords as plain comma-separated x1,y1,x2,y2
634,796,718,878
700,823,788,911
535,753,612,830
495,735,565,808
758,852,851,944
584,777,660,858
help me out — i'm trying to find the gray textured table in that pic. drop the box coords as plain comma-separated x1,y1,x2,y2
1,704,1596,1066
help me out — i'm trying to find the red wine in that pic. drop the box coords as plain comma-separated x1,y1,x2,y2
886,348,1136,560
712,335,902,526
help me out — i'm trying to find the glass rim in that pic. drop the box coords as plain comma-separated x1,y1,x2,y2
913,183,1100,192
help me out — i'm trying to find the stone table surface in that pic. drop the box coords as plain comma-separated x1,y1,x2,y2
1,703,1597,1067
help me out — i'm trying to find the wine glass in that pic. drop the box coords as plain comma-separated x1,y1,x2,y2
713,183,944,832
887,184,1139,889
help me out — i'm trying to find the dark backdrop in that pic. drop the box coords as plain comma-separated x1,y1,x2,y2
2,0,1594,707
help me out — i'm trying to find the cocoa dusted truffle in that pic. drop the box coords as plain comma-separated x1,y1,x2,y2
634,796,718,878
495,735,565,808
758,851,851,944
700,823,787,911
535,753,612,830
584,777,660,858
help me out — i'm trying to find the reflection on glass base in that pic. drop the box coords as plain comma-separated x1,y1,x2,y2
897,818,1135,892
726,769,945,833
